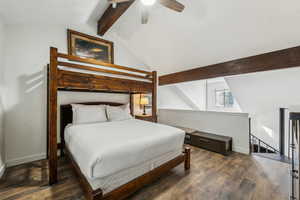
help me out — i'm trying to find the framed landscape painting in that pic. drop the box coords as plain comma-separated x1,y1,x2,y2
67,29,114,64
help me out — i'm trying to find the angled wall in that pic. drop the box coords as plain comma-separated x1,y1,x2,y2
174,80,206,110
226,67,300,149
158,80,206,110
158,85,192,110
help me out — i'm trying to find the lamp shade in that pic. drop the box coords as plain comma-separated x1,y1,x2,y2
140,97,149,105
141,0,156,6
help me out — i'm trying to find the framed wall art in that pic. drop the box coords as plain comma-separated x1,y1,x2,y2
67,29,114,63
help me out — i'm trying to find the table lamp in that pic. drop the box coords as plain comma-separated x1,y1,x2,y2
140,97,149,115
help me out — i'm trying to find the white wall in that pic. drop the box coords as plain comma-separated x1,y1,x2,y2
0,17,5,177
175,80,207,110
206,79,241,112
157,78,241,113
158,80,207,110
158,85,192,110
226,67,300,149
2,24,148,166
158,109,249,154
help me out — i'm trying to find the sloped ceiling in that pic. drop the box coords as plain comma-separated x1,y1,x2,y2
1,0,300,75
0,0,109,25
109,0,300,75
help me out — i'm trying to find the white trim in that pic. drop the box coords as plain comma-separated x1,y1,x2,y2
0,164,5,178
6,153,46,167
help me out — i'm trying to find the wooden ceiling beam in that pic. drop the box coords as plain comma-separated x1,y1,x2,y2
159,46,300,86
98,1,135,36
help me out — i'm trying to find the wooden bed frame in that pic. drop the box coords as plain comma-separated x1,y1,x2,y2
47,47,190,200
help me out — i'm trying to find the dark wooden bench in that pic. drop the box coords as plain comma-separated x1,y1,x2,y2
176,126,232,156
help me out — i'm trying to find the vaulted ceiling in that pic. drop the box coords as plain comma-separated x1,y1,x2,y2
108,0,300,74
0,0,109,25
1,0,300,75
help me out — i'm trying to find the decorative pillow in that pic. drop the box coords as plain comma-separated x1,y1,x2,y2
106,104,133,121
71,104,107,124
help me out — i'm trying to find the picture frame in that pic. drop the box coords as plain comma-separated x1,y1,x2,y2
67,29,114,64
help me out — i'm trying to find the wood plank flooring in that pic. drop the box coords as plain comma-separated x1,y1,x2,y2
0,146,289,200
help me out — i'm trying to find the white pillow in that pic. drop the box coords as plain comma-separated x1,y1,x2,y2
106,104,133,121
71,104,107,124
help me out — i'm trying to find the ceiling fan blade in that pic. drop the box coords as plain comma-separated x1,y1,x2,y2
159,0,184,12
141,7,149,24
108,0,132,4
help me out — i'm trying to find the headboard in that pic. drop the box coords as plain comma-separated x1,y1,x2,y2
59,102,125,155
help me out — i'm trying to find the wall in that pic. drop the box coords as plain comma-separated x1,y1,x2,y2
158,109,249,154
2,24,148,166
157,78,247,154
0,17,5,177
158,85,192,110
206,78,241,112
226,67,300,149
157,78,241,113
174,80,207,110
158,80,207,110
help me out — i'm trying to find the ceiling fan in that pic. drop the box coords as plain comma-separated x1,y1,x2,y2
108,0,185,24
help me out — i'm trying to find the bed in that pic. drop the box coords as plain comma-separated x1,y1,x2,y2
60,102,190,200
48,47,190,200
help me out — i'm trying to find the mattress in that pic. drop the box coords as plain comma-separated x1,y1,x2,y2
65,119,185,180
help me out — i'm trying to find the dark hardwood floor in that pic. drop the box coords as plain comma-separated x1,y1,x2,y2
0,146,289,200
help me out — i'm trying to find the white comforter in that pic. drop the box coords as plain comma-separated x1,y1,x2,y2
65,119,185,179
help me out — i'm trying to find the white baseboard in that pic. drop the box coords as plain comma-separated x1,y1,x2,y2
6,153,46,167
233,146,250,155
0,164,5,178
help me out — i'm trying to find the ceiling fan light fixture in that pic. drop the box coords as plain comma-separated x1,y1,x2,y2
140,0,156,6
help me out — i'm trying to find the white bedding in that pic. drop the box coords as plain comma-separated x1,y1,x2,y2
65,119,185,179
88,149,182,193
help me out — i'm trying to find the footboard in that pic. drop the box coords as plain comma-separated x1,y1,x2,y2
66,146,191,200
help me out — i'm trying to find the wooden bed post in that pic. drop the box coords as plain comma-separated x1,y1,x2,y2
130,93,134,116
47,64,49,159
184,147,191,170
49,47,58,185
152,71,157,122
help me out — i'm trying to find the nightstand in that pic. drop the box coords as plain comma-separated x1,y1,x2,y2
135,115,156,122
